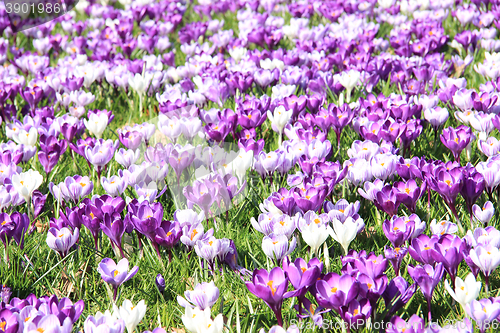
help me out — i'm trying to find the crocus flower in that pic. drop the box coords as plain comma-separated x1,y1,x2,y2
245,267,290,326
0,212,30,259
97,258,139,300
329,217,364,255
46,227,79,258
313,272,359,311
85,139,118,179
267,106,293,146
84,112,109,139
262,234,297,265
432,235,466,287
382,276,417,320
177,281,219,310
337,69,360,102
469,244,500,290
11,169,43,210
155,220,181,261
112,299,147,333
298,215,332,256
440,125,472,162
23,314,73,333
408,263,444,322
282,256,322,304
181,307,223,333
386,314,425,333
0,308,19,333
155,274,165,294
472,201,494,225
444,273,481,313
466,299,500,333
84,315,125,333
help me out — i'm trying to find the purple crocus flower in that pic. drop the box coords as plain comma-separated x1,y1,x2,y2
408,263,444,322
469,244,500,291
472,201,494,225
84,139,119,179
386,314,425,333
339,298,371,331
440,125,472,162
431,234,466,287
0,212,30,260
262,234,297,266
155,274,165,294
460,164,486,221
84,315,125,333
466,299,500,333
282,256,322,315
384,246,408,277
382,276,417,320
313,272,359,312
374,185,400,217
46,227,79,259
125,199,163,255
177,281,219,310
245,267,290,327
0,308,18,333
97,258,139,300
383,216,415,248
409,234,440,265
393,179,426,213
428,166,464,220
38,134,68,174
155,220,181,261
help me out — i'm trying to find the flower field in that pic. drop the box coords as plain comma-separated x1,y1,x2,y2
1,0,500,332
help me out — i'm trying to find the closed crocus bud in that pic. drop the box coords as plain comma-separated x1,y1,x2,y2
84,112,109,139
231,149,253,184
267,106,293,146
46,227,79,258
329,217,364,256
155,274,165,293
445,273,481,312
181,307,224,333
113,299,147,333
298,216,332,256
337,69,360,102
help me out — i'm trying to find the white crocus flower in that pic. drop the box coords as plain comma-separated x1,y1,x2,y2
231,150,253,184
84,113,108,139
337,69,360,102
113,299,147,333
13,127,38,147
181,306,224,333
329,217,363,255
445,273,481,312
267,106,293,146
128,73,152,114
301,221,333,256
228,47,247,63
11,169,43,204
378,0,395,8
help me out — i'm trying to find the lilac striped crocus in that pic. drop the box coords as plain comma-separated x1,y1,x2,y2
97,258,138,300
